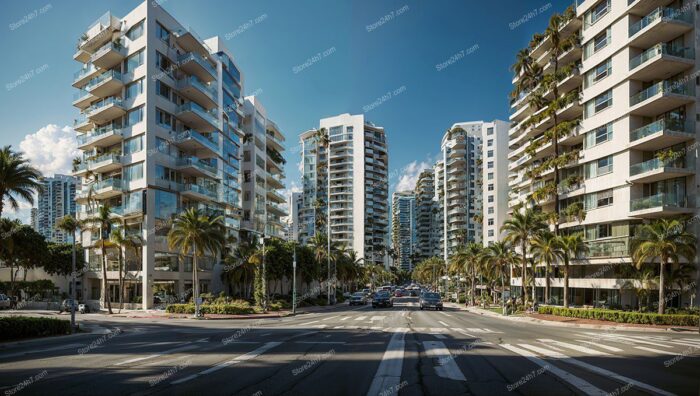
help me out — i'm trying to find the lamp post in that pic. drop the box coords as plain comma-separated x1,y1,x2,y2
292,243,297,315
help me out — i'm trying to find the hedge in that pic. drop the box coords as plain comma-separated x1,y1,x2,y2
538,306,699,326
0,317,72,341
165,304,255,315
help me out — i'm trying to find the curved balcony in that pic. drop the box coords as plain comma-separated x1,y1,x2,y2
87,153,122,173
86,70,123,98
77,125,123,150
74,12,121,60
176,102,220,132
86,97,125,124
72,89,95,110
629,43,694,81
175,157,218,179
628,7,693,48
173,27,211,58
172,130,219,156
629,118,695,150
630,192,692,218
629,157,694,183
91,178,124,200
72,63,99,88
90,41,127,69
629,79,695,115
177,76,217,109
178,52,217,83
181,183,219,202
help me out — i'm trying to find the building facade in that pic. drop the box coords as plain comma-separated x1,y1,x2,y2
299,114,389,266
240,96,287,240
481,120,511,245
509,0,699,308
414,169,440,260
32,174,77,243
72,2,246,308
285,191,303,242
391,191,416,271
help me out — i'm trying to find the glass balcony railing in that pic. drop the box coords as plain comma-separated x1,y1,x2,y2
73,89,91,102
91,41,126,60
92,178,124,191
86,70,122,90
630,118,694,141
629,43,694,70
631,192,687,211
629,7,693,37
177,102,220,129
86,97,123,115
178,52,217,79
179,75,217,100
630,157,690,176
113,197,143,216
176,157,218,175
173,130,219,153
630,79,693,106
74,113,89,126
77,125,123,146
73,63,97,82
585,236,630,258
89,153,121,167
182,183,218,200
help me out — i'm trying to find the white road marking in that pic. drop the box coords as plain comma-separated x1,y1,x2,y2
333,326,345,329
321,316,339,321
423,341,466,381
501,344,606,396
582,333,674,349
537,339,611,356
115,344,199,366
355,316,367,321
518,343,676,396
451,328,479,338
440,312,453,317
370,326,382,330
635,346,676,355
370,316,386,322
298,320,320,326
171,342,282,385
438,321,450,327
429,328,447,339
574,340,623,353
295,341,345,344
366,329,407,396
466,328,501,334
340,316,351,321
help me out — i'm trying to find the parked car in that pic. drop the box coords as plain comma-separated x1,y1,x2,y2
372,291,394,308
409,289,420,297
420,292,443,311
394,289,404,297
361,288,371,296
59,299,79,313
0,294,11,309
79,303,91,314
348,292,367,306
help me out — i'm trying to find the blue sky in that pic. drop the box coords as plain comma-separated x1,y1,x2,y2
0,0,572,221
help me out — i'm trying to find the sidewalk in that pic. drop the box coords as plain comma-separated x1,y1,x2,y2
445,302,699,333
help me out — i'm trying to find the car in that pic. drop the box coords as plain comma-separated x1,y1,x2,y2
394,289,404,297
361,288,371,297
0,294,10,309
59,299,79,313
79,303,91,314
372,291,393,308
409,289,419,297
420,292,443,311
348,292,367,306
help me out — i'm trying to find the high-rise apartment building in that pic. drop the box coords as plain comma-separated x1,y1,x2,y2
299,113,389,266
72,2,246,308
31,174,77,243
391,191,416,271
285,191,303,242
414,169,440,260
509,0,699,307
433,160,445,258
240,96,287,240
480,120,511,245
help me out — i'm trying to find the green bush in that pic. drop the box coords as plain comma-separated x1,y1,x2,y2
165,304,255,315
0,317,72,341
538,306,699,326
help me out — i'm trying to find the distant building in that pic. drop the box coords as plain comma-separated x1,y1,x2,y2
391,191,416,271
32,174,77,243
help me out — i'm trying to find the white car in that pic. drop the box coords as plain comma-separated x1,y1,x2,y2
0,294,10,309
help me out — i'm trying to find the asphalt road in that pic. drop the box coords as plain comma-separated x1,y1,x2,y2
1,297,699,396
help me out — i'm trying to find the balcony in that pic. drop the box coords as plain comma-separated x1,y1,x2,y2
181,183,218,202
72,63,99,88
86,97,126,124
175,157,218,178
178,52,217,83
176,102,220,132
91,178,124,200
629,157,694,183
630,192,693,217
629,44,694,81
267,202,287,216
266,171,284,189
86,70,123,98
628,0,662,16
584,236,630,259
77,125,123,150
267,189,286,204
177,76,217,109
629,80,695,115
173,27,211,57
90,41,127,69
628,7,693,48
112,198,143,218
629,118,695,150
73,113,92,132
88,153,122,173
172,130,219,155
74,12,121,60
72,89,95,110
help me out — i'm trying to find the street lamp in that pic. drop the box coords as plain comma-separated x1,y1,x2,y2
292,243,297,315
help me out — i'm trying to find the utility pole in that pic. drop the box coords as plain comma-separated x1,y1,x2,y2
261,233,267,313
70,227,77,333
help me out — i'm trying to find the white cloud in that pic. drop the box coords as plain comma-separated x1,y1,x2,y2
19,124,79,177
395,160,431,192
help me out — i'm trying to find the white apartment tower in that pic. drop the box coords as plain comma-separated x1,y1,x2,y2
391,191,416,271
72,2,245,309
299,114,389,266
32,174,78,243
240,96,287,240
481,120,511,245
285,191,303,242
414,169,440,260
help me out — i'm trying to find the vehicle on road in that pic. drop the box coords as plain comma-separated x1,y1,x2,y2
0,294,10,309
372,291,393,308
394,289,404,297
361,288,371,297
409,289,419,297
348,292,367,306
59,299,79,313
420,292,443,311
79,303,91,314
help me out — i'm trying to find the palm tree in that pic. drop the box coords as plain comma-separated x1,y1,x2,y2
622,268,657,311
450,243,482,305
110,228,140,312
557,233,587,308
481,242,517,313
83,205,115,314
530,230,563,304
631,219,696,314
312,127,332,303
0,145,43,217
56,215,80,330
502,207,547,304
167,208,226,317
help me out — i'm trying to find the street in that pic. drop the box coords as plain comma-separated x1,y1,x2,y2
1,297,698,396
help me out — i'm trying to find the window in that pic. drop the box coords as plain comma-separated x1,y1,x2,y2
124,135,143,154
488,195,494,203
125,78,143,99
487,161,494,169
584,0,610,28
597,156,612,175
598,224,611,238
486,127,494,135
156,80,171,100
584,123,612,148
585,58,611,87
125,105,143,126
156,108,174,129
488,207,494,214
585,90,612,117
156,51,171,73
487,150,493,158
488,230,494,237
155,190,177,219
488,218,494,226
126,20,144,40
488,183,494,191
487,139,493,147
596,189,613,207
584,28,610,58
156,22,169,42
123,49,144,73
156,137,171,155
124,162,143,182
487,172,494,180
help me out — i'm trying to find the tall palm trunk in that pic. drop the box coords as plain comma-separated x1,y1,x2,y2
658,257,666,314
192,242,200,317
545,259,551,304
563,257,570,308
118,247,123,313
521,241,528,304
101,239,113,314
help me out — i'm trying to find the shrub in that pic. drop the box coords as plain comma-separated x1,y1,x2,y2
165,304,255,315
538,306,699,326
0,317,72,341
